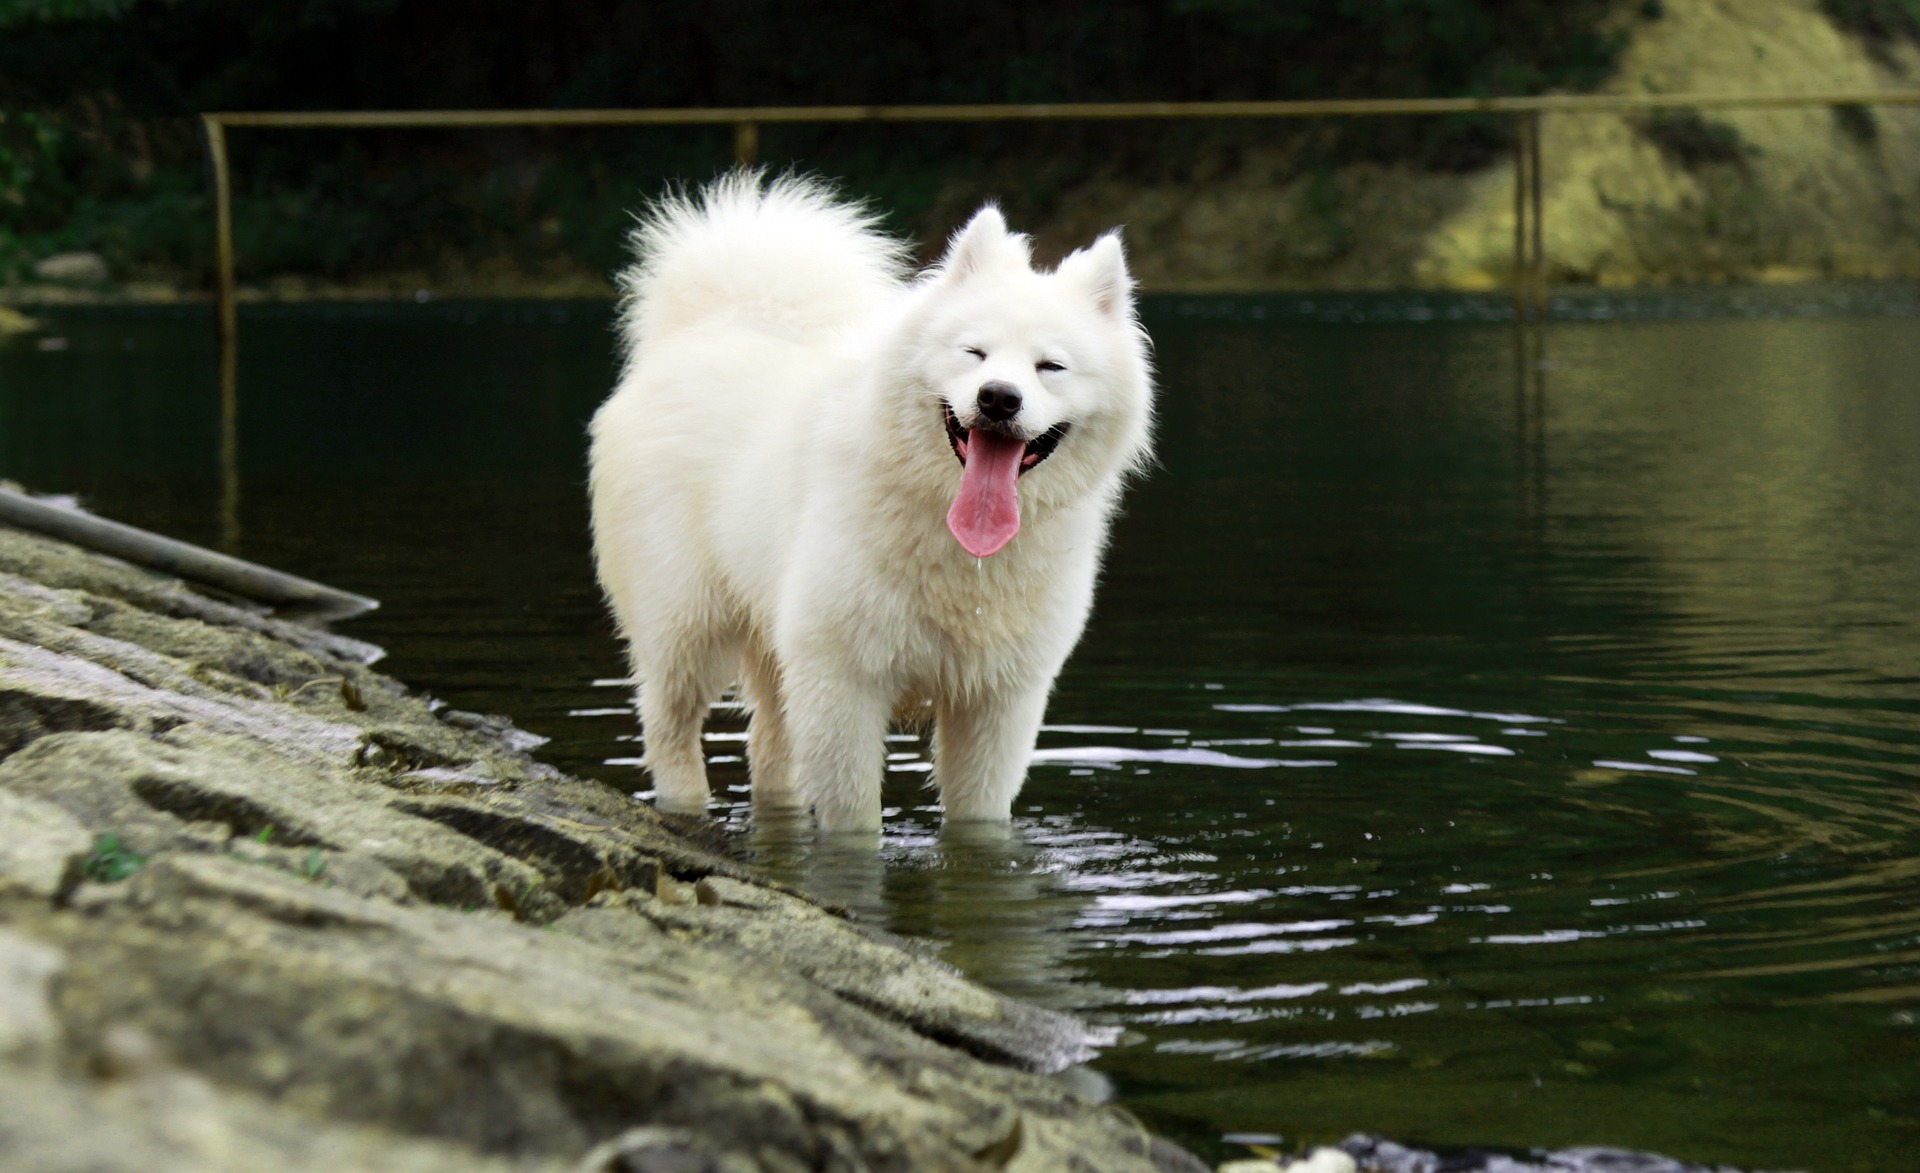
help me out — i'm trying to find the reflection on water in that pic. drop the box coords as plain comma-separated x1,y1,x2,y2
4,286,1919,1172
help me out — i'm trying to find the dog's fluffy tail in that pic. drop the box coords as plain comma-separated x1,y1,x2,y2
616,171,909,356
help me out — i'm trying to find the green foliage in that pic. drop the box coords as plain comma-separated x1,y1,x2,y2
0,1,1628,114
1638,110,1753,170
0,0,1631,284
82,833,146,883
1832,102,1879,145
1819,0,1920,42
218,826,331,884
0,0,137,29
0,112,62,279
1296,167,1354,261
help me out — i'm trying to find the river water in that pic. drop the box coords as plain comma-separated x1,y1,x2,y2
4,287,1917,1172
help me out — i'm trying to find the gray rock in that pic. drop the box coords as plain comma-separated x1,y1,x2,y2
0,789,89,899
43,853,1156,1169
31,251,110,285
650,875,1112,1073
0,929,63,1063
0,519,1199,1172
0,526,383,667
574,1127,762,1173
0,1054,562,1173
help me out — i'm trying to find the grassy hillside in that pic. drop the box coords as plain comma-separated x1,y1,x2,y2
1,0,1917,295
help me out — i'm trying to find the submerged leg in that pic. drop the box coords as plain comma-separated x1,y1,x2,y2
784,666,892,832
934,681,1051,823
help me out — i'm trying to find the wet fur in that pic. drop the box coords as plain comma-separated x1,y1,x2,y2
589,173,1154,830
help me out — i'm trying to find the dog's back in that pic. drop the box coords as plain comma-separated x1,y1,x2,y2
592,175,914,815
614,172,907,360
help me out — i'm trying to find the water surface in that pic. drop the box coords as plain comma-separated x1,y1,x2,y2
4,287,1917,1171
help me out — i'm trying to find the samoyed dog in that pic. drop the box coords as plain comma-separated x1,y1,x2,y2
589,174,1154,831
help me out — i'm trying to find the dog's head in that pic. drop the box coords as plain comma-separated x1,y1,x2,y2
897,206,1154,557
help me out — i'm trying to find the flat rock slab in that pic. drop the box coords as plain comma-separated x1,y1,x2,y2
0,523,1204,1173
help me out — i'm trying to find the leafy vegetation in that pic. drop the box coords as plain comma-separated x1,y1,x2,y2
0,0,136,27
1638,110,1754,170
1,0,1632,287
81,833,146,883
1819,0,1920,43
1831,102,1880,144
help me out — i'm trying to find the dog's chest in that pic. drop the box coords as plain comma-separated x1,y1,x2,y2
851,494,1097,672
911,547,1064,653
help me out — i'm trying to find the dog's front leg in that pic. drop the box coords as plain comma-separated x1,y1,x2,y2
934,679,1051,823
784,664,893,832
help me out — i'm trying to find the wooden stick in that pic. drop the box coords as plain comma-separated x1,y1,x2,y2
0,488,378,619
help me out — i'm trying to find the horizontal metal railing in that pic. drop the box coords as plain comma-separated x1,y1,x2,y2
198,89,1920,343
205,89,1920,127
195,90,1920,548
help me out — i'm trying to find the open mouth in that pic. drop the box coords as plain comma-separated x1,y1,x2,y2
942,402,1069,474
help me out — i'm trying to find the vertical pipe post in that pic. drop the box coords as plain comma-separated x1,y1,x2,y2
217,309,240,552
201,115,242,551
203,116,237,358
1512,114,1531,323
1520,112,1550,547
733,121,759,168
1527,110,1546,321
1510,111,1548,549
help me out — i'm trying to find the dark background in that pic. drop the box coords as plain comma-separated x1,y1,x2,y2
2,0,1916,286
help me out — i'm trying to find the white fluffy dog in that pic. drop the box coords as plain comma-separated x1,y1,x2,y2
589,174,1154,831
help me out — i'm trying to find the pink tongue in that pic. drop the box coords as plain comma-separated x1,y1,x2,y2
946,429,1025,557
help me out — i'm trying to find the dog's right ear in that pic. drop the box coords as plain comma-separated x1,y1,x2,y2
937,205,1027,282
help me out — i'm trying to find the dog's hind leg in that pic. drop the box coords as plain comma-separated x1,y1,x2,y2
933,680,1050,823
636,638,730,813
740,643,802,812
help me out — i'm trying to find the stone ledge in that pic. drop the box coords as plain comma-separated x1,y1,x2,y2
0,521,1205,1173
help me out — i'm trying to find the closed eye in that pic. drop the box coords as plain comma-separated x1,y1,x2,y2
1037,359,1066,373
964,346,987,360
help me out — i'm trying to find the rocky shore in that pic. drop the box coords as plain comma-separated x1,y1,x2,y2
0,518,1207,1172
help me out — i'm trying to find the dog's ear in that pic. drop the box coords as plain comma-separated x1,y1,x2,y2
1059,232,1133,318
938,205,1026,282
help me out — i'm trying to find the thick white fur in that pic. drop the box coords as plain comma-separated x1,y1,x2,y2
590,173,1154,831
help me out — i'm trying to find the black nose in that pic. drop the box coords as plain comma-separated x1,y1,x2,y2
976,381,1022,423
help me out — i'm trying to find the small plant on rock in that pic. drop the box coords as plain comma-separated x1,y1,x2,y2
82,834,146,883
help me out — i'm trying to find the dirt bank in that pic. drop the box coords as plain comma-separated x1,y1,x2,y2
1015,0,1920,290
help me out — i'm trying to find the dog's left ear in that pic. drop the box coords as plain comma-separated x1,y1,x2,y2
1059,232,1133,318
939,205,1029,283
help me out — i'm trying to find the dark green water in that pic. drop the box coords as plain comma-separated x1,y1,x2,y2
5,289,1919,1172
